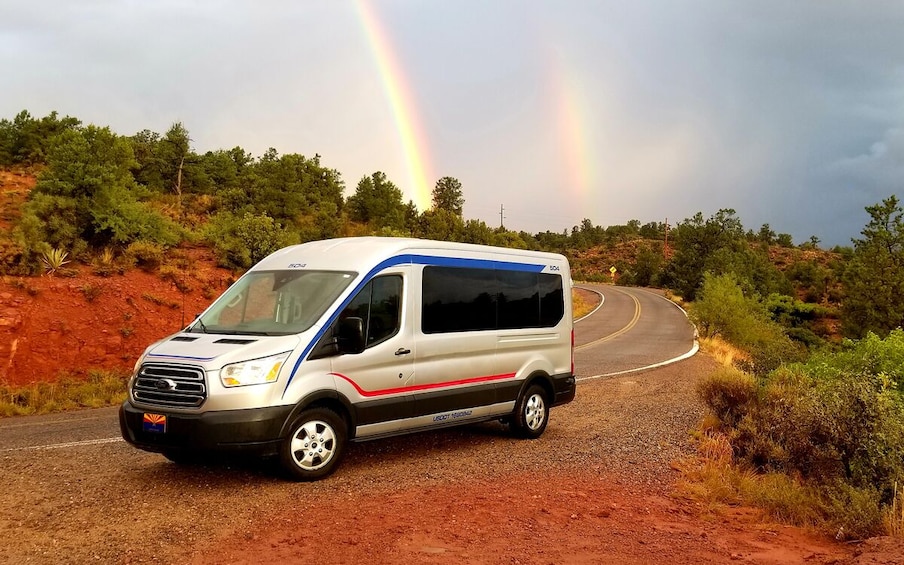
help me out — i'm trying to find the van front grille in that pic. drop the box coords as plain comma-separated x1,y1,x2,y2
133,363,207,408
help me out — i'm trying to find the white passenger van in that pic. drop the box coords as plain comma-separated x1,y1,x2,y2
120,237,575,480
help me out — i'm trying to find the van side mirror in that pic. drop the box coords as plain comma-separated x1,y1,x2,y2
337,317,366,354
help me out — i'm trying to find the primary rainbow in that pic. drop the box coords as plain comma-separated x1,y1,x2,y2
355,1,434,210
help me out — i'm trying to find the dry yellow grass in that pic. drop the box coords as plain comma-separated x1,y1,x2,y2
886,483,904,538
676,431,824,527
698,335,751,367
572,288,596,320
0,371,128,417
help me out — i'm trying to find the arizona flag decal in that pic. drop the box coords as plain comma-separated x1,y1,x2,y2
142,413,166,433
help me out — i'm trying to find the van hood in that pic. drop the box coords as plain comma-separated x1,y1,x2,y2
143,332,304,370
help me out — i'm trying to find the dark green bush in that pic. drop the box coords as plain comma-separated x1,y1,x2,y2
205,211,296,270
785,327,824,348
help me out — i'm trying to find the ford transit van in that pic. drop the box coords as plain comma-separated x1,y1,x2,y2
119,237,575,480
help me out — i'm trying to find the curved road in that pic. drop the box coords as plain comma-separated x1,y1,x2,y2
0,285,697,451
574,284,697,380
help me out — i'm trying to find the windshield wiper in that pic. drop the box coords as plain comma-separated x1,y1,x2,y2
195,329,280,336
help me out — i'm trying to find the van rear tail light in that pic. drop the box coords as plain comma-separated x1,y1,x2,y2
571,329,575,376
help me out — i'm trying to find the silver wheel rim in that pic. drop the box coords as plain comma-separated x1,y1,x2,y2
289,419,337,471
524,393,546,431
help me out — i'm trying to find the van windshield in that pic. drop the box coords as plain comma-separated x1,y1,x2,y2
190,270,357,336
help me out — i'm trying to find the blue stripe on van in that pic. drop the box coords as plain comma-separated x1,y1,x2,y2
281,253,547,396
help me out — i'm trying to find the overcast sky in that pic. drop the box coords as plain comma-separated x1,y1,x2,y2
2,1,903,246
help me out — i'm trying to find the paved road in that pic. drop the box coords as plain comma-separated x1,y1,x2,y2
574,284,697,380
0,285,697,451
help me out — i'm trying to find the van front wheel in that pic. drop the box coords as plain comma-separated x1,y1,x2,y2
280,408,347,481
512,385,549,439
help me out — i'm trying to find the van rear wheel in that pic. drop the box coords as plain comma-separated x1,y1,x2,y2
280,407,347,481
512,384,549,438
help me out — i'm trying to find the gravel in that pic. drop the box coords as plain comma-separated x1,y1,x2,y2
0,354,715,564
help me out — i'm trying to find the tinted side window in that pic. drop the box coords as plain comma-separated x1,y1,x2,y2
538,273,564,326
422,267,496,333
422,266,564,333
341,275,402,347
498,271,540,329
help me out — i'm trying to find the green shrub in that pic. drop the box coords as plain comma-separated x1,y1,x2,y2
125,240,165,271
696,366,758,428
159,264,192,292
0,237,30,275
764,293,829,327
79,283,102,302
740,334,807,376
785,327,824,348
692,273,803,374
823,482,885,540
812,330,904,392
697,332,904,537
205,211,296,270
91,247,122,276
691,272,762,341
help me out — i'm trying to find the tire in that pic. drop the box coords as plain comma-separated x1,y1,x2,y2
279,407,347,481
511,384,550,439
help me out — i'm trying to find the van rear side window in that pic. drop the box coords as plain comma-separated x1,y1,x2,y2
422,266,564,334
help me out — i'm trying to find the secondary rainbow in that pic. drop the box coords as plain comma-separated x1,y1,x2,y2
549,47,595,201
355,1,434,210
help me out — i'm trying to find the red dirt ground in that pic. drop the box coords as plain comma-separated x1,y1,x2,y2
189,470,904,565
0,250,232,386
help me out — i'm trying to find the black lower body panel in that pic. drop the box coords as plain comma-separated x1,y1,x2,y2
119,401,293,457
551,372,576,406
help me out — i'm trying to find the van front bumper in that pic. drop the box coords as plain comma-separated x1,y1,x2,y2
119,401,293,456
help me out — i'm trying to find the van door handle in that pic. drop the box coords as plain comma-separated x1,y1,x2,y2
394,348,411,356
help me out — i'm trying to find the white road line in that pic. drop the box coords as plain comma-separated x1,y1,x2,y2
574,286,604,323
0,413,116,430
2,437,123,453
576,341,699,382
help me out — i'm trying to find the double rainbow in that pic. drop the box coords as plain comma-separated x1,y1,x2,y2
357,5,598,220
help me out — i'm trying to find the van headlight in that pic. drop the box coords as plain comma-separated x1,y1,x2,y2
220,352,290,387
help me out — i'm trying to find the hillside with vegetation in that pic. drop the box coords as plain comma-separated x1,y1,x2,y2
1,109,903,539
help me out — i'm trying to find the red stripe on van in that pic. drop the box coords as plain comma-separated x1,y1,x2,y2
329,372,517,398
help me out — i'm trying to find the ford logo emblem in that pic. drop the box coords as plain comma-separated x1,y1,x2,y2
155,378,177,391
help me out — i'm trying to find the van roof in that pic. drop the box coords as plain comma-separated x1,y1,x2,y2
253,237,568,273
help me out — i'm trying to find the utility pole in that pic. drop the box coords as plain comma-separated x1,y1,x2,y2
499,204,506,229
664,218,670,260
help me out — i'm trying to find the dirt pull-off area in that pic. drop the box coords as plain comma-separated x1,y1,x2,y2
189,471,864,565
171,355,901,565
